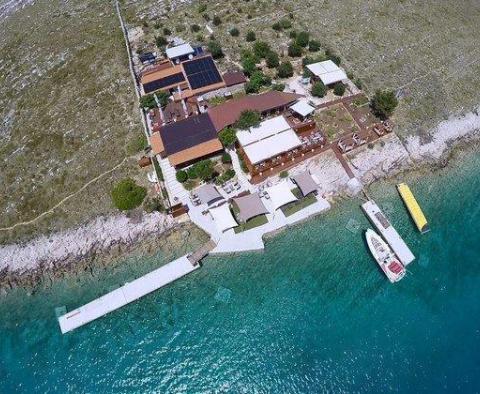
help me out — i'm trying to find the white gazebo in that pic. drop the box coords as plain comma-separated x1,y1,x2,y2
265,182,298,211
306,60,347,86
290,100,315,119
209,204,238,232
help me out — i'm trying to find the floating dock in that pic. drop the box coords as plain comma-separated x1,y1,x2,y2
361,200,415,266
396,183,429,234
58,255,199,334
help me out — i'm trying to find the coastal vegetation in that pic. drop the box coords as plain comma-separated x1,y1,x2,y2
111,179,147,211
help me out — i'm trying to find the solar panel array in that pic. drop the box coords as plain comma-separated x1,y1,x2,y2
183,57,223,90
143,73,185,94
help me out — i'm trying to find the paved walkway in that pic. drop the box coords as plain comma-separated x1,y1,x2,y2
159,156,189,205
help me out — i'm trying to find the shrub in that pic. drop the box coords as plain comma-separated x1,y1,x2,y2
295,31,310,47
127,133,147,154
354,78,363,89
155,36,168,48
245,30,256,42
176,170,188,183
279,170,289,178
271,83,285,91
186,166,198,179
175,24,185,32
202,13,210,21
245,71,270,93
328,54,341,65
308,39,321,52
222,152,232,163
241,50,259,76
196,34,204,42
370,89,398,119
288,42,302,57
190,24,201,32
208,40,224,59
333,82,346,96
212,15,222,26
277,61,294,78
235,110,261,129
198,3,207,13
193,159,215,181
156,91,170,107
163,28,171,36
239,155,248,173
139,94,157,109
272,22,282,31
143,197,164,213
229,27,240,37
266,51,279,68
289,30,298,39
253,41,271,58
224,168,235,180
280,18,292,29
312,81,327,97
111,179,147,211
219,127,237,146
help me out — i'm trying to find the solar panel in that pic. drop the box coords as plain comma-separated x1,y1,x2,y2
183,56,222,90
143,73,185,94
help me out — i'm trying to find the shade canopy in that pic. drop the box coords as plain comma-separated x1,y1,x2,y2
209,204,238,232
242,130,302,165
290,100,315,118
292,171,318,197
236,116,291,146
306,60,347,85
233,193,269,222
196,184,223,206
265,182,298,211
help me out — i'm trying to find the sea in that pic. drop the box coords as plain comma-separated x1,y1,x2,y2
1,148,479,393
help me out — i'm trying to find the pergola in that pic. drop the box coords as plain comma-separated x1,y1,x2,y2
233,193,269,222
209,204,238,232
292,172,318,197
290,100,315,119
196,184,224,206
265,182,298,211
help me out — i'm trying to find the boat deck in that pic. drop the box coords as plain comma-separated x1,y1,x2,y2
361,200,415,265
58,255,198,334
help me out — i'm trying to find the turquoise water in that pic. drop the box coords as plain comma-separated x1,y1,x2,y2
1,150,480,393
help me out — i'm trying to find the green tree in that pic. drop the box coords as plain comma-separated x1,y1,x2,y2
272,22,282,31
245,71,270,93
241,51,259,76
308,39,321,52
288,42,302,57
176,170,188,183
193,159,215,181
212,15,222,26
155,36,168,48
190,24,201,32
271,83,285,91
312,81,327,97
139,94,157,109
208,40,224,58
277,61,294,78
333,82,346,96
198,3,207,13
229,27,240,37
156,91,170,107
265,51,279,68
163,27,171,36
235,110,261,129
222,152,232,163
370,89,398,119
187,166,198,180
218,127,237,146
111,179,147,211
253,41,271,58
295,31,310,47
245,30,256,42
280,18,292,29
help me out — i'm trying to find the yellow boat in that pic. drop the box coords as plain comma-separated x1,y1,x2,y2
396,183,430,234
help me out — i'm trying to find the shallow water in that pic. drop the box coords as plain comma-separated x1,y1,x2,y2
1,149,479,393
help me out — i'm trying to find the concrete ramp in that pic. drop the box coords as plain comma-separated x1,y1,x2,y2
58,255,198,334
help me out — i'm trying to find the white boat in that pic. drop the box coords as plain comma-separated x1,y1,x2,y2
365,229,406,283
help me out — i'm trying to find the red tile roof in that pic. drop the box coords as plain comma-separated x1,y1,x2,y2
208,91,303,131
222,71,247,87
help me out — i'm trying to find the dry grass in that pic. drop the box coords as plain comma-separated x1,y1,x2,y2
0,0,143,243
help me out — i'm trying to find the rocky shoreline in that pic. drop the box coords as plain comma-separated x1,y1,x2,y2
0,107,479,293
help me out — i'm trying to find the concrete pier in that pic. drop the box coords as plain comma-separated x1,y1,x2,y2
58,255,198,334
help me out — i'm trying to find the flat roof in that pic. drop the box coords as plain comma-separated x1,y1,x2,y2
166,43,194,59
236,115,291,146
208,91,303,131
290,100,315,117
306,60,348,85
160,113,218,156
243,129,302,165
222,71,247,87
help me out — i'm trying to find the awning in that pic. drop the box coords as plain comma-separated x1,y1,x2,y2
233,193,269,222
265,182,298,211
306,60,347,85
209,204,238,232
292,171,318,197
196,184,224,206
290,100,315,118
242,130,302,165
